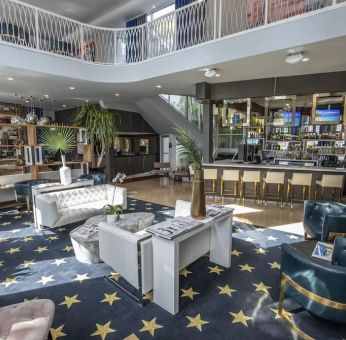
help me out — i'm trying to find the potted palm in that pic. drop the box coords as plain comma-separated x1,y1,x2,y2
74,103,117,170
40,126,76,185
103,204,123,223
175,127,206,219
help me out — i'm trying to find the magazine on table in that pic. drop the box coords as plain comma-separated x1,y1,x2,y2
311,241,334,262
146,216,204,240
206,204,234,218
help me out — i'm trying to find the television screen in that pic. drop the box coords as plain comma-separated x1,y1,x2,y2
294,111,301,126
315,108,341,123
272,111,301,126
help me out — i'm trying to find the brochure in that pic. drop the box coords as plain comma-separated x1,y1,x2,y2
206,204,234,218
311,241,334,262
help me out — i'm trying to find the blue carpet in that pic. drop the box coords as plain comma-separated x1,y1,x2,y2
0,199,345,340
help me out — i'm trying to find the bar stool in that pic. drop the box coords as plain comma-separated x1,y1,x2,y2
262,171,285,208
240,170,261,205
315,175,344,202
220,170,240,204
204,169,218,201
287,173,312,210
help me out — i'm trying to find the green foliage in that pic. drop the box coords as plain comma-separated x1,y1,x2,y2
103,204,123,216
175,127,202,170
40,126,76,156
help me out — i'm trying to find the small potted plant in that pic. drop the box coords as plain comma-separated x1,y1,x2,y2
103,204,124,223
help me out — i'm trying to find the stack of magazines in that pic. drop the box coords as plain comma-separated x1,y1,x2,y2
146,217,204,240
206,205,234,218
312,241,334,262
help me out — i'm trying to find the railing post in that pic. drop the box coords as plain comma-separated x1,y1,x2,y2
114,30,117,65
218,0,222,39
35,8,39,49
80,25,84,61
264,0,269,25
332,0,337,5
213,0,218,39
142,26,145,61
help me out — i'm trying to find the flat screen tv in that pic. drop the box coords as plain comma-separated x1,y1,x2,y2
315,108,341,123
272,111,301,126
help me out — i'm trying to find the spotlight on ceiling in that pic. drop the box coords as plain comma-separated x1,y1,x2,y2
69,86,75,90
204,68,217,78
285,52,308,64
156,85,162,88
7,77,14,81
114,93,120,96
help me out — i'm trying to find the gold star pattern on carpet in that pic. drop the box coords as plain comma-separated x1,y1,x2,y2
270,308,293,320
139,318,163,336
57,227,66,232
234,227,244,233
50,325,66,340
21,259,35,268
73,273,89,283
238,264,255,272
253,282,271,294
101,292,121,306
59,295,81,309
179,268,192,278
123,334,139,340
268,261,281,270
255,248,268,255
0,222,11,226
186,313,209,332
91,321,116,340
230,310,253,327
217,284,237,297
22,221,32,225
6,247,20,254
34,246,48,253
109,272,120,281
0,261,4,267
21,236,33,243
143,291,153,301
48,236,59,241
62,245,74,252
1,277,17,287
181,287,199,300
231,249,242,257
208,265,224,275
0,237,8,243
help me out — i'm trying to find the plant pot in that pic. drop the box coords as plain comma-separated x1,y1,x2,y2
190,169,206,219
106,214,116,223
59,155,72,185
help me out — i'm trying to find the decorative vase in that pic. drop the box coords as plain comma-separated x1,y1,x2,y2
106,214,116,223
59,155,72,185
190,169,206,219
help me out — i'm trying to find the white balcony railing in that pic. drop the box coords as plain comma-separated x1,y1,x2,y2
0,0,345,65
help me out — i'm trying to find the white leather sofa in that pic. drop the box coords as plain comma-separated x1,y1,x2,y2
35,185,127,228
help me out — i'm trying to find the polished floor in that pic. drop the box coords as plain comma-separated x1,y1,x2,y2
122,177,305,235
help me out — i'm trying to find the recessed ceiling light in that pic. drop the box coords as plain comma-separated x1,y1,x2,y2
215,73,221,77
285,53,304,64
204,69,217,78
302,57,310,62
7,77,14,81
69,86,75,90
115,93,120,96
156,85,162,88
44,94,49,98
25,100,29,103
62,104,66,107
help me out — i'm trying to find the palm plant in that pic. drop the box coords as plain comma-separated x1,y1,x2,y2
175,127,202,170
75,103,117,168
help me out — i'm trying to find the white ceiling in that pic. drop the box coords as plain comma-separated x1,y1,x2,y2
20,0,174,27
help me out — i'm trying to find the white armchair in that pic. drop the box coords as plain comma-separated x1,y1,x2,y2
99,222,153,301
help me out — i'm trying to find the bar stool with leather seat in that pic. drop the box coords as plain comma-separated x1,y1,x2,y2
262,171,285,208
220,170,240,204
240,170,261,205
315,174,344,202
203,169,218,201
287,173,312,210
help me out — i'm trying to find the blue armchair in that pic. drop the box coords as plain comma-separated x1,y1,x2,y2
279,243,346,338
332,237,346,267
303,201,346,241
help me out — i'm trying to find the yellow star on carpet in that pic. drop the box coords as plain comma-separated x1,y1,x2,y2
179,268,192,278
230,310,253,327
0,261,4,267
23,221,32,225
143,291,153,301
59,295,81,309
21,236,33,243
181,287,199,300
238,264,255,272
255,248,268,255
109,272,120,281
139,318,163,336
0,222,11,226
123,334,139,340
270,308,293,319
101,292,121,306
231,249,242,257
0,237,8,243
253,282,271,294
217,284,237,297
50,325,66,340
268,261,281,270
48,236,59,241
21,259,35,268
91,321,116,340
208,266,224,275
234,227,244,233
57,227,66,232
1,277,17,287
62,245,74,252
13,215,21,219
186,313,209,332
34,246,48,253
6,247,20,254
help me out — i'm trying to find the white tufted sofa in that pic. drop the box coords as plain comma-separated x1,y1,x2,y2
35,185,127,228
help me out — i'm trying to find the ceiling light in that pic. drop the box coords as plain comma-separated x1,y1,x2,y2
62,104,66,107
285,53,304,64
115,93,120,96
7,77,14,81
302,57,310,62
156,85,162,88
204,69,217,78
44,94,49,98
215,73,221,77
69,86,75,90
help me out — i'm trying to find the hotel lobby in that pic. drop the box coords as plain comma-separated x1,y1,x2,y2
0,0,346,339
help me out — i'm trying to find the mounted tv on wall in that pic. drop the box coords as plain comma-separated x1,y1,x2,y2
315,108,341,123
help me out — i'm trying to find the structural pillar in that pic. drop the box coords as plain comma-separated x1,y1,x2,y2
203,100,213,164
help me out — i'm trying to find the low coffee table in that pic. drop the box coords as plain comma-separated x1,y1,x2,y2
70,213,155,264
